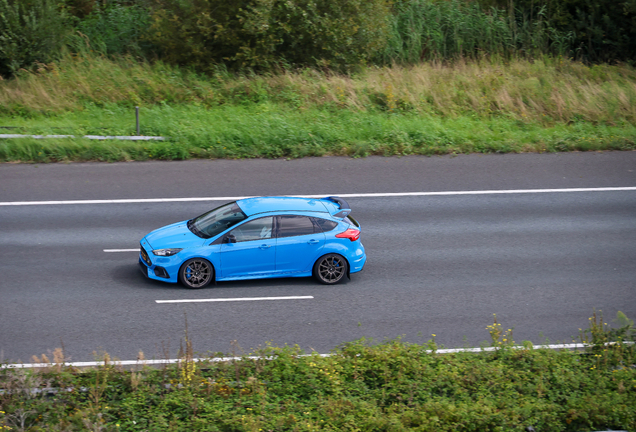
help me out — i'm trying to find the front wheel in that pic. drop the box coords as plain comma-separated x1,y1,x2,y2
313,254,348,285
179,258,214,289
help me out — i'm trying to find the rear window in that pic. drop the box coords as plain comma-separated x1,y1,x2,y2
314,218,338,232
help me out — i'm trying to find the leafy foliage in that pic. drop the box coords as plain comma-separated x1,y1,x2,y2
552,0,636,63
1,312,635,431
2,0,636,78
381,0,580,64
476,0,636,63
146,0,391,72
0,0,68,76
70,0,154,57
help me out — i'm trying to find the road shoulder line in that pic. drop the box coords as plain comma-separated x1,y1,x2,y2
2,187,635,206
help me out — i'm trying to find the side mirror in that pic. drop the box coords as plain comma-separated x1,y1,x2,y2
225,234,237,243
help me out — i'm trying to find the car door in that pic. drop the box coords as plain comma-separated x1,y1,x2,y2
220,216,276,278
275,215,326,274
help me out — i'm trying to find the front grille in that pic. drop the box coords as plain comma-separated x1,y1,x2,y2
139,260,149,277
140,247,152,266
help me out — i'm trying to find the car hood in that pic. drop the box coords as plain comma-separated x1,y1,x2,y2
143,221,205,250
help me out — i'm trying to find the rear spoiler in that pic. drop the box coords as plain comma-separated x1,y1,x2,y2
324,196,351,219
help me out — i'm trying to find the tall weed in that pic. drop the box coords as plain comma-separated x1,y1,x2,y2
2,55,635,125
70,0,153,57
380,0,573,65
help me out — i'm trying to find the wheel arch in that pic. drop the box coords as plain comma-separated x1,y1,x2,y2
178,256,217,287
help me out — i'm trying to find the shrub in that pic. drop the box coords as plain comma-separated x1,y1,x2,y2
146,0,391,72
0,0,68,77
476,0,636,63
0,312,635,431
70,0,154,57
552,0,636,63
380,0,575,64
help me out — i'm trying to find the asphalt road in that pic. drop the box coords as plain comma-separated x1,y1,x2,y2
1,152,635,363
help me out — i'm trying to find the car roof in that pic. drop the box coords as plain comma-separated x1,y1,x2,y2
236,197,331,217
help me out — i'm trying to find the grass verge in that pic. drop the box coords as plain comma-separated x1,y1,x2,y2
1,312,635,431
1,56,635,162
1,105,635,162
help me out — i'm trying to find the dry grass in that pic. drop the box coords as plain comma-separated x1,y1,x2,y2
1,55,635,126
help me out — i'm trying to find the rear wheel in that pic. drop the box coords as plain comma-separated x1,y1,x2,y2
313,254,347,285
179,258,214,289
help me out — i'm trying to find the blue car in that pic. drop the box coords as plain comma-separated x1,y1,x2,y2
139,196,366,288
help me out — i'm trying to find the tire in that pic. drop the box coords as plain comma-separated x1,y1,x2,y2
313,254,348,285
179,258,214,289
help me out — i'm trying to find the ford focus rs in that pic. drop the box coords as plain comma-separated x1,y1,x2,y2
139,196,366,288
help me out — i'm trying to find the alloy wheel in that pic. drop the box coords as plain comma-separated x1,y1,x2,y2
317,255,345,284
182,259,212,288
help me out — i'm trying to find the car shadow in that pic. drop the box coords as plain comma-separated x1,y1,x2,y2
110,264,350,292
110,264,183,291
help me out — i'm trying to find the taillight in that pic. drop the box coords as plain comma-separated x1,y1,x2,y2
335,228,360,241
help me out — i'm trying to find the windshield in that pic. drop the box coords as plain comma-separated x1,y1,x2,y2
187,202,247,239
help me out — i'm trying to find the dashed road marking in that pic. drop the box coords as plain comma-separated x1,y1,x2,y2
156,296,314,304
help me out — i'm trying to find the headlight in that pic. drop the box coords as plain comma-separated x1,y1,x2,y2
152,248,183,256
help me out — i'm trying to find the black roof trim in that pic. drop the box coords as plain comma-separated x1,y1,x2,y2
324,196,351,219
325,196,350,210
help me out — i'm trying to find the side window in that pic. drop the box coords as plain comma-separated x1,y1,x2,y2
230,217,273,242
278,216,316,238
314,218,338,232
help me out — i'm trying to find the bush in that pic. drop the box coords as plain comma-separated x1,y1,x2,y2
552,0,636,63
0,0,68,77
71,0,154,57
476,0,636,63
380,0,574,64
147,0,391,72
1,312,635,431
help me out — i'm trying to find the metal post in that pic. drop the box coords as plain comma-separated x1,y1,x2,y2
135,106,140,136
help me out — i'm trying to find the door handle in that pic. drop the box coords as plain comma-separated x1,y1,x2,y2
259,244,271,249
307,239,319,245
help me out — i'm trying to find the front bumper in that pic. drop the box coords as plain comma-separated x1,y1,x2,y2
139,242,179,283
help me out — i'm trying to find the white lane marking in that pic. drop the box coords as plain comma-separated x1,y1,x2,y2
0,196,255,206
0,134,165,141
331,187,636,197
104,249,140,252
1,187,636,206
5,342,631,369
156,295,314,304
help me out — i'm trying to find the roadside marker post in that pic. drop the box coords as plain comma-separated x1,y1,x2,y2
136,106,140,135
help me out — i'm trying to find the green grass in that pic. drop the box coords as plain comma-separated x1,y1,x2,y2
1,312,635,431
0,56,635,162
1,104,635,162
